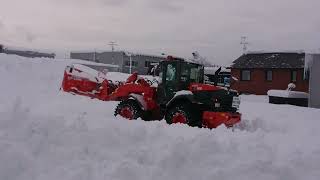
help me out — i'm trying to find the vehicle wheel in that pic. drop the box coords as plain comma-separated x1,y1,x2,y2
165,103,201,127
114,99,142,120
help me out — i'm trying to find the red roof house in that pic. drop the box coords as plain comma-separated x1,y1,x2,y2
230,52,309,95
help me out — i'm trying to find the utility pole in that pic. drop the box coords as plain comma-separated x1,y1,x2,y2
108,41,118,52
108,41,118,65
240,36,249,54
129,55,132,74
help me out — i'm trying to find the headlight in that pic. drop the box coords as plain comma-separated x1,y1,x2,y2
213,98,221,108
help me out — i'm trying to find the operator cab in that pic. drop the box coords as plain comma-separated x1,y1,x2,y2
157,56,204,104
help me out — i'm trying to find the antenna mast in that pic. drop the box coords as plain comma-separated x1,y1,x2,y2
240,36,249,54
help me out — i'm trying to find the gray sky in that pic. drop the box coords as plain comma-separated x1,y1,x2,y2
0,0,319,64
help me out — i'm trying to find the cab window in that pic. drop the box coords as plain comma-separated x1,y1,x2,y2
180,65,189,82
190,65,203,83
166,64,176,82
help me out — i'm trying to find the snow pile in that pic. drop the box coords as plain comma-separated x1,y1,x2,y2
190,51,213,66
1,54,320,180
66,64,106,83
267,90,309,98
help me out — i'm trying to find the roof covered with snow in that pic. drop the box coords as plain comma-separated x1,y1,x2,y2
232,52,305,69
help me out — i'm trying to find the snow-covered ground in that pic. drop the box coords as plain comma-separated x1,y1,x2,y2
1,54,320,180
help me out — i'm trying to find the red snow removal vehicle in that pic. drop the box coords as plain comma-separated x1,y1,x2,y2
113,56,242,128
62,57,241,129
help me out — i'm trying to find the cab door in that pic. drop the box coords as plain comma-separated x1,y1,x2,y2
157,61,178,105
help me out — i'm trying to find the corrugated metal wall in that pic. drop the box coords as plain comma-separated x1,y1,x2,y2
309,54,320,108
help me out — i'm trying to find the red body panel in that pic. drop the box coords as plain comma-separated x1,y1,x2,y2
189,83,221,92
202,112,241,128
108,83,159,110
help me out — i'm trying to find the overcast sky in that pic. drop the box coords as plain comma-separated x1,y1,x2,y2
0,0,319,64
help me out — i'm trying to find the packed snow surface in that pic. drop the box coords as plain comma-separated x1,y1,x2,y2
1,54,320,180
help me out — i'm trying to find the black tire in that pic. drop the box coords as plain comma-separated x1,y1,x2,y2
114,99,142,120
165,103,202,127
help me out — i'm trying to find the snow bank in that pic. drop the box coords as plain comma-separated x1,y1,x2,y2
1,53,320,180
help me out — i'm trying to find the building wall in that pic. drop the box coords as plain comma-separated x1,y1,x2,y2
70,51,165,75
121,55,164,74
70,52,94,61
231,68,309,95
98,52,124,66
70,52,124,65
309,54,320,108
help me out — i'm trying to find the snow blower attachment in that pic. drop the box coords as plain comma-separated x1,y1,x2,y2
61,64,158,102
61,64,123,101
61,58,241,129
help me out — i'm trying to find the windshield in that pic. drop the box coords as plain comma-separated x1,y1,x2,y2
166,64,176,82
181,63,204,83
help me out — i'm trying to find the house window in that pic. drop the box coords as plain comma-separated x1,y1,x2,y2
125,61,138,67
241,70,251,81
291,70,297,82
265,70,273,81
